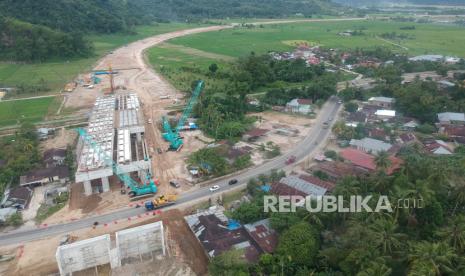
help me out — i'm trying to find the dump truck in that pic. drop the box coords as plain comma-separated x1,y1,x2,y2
145,195,177,210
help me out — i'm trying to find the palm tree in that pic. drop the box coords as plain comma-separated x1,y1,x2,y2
357,257,392,276
436,215,465,253
408,241,457,276
368,218,407,254
374,150,391,172
452,181,465,216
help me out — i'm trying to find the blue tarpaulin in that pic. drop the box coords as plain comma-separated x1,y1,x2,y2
261,184,271,192
228,219,241,230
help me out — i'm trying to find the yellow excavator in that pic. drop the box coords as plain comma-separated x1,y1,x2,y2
144,195,177,210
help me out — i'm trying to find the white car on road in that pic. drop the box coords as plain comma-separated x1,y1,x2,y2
209,185,220,192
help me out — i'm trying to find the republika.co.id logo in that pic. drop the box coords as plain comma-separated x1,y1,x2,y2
263,195,424,213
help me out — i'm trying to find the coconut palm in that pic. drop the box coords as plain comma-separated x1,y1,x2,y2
408,241,457,276
436,215,465,253
357,257,392,276
368,218,407,254
374,150,391,172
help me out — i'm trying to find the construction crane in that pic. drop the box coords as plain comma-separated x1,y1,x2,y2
76,128,157,197
162,80,204,151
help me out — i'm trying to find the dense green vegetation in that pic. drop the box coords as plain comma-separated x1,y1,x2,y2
213,150,465,275
0,124,41,194
133,0,338,21
0,17,93,62
0,0,339,62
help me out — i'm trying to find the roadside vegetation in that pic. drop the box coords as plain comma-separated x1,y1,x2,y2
0,123,41,194
210,150,465,275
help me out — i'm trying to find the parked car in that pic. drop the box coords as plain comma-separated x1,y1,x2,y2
170,180,180,188
209,185,220,192
228,179,238,185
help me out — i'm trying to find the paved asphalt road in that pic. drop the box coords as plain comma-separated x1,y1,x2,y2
0,97,341,246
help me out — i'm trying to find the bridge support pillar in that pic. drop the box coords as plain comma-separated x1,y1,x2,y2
102,177,110,193
84,181,92,196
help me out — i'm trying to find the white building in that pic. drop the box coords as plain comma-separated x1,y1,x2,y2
375,109,396,120
285,99,312,114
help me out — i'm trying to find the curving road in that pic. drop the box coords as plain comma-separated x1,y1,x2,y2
0,18,355,246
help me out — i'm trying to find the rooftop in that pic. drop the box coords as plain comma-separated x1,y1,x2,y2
243,219,278,254
349,137,392,154
184,207,261,262
368,96,394,103
438,112,465,123
272,175,328,197
340,148,403,175
375,110,396,117
20,166,69,186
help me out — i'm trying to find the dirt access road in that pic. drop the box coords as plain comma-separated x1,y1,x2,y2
65,17,365,187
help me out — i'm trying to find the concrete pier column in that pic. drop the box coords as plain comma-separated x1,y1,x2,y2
84,181,92,196
102,177,110,193
136,133,142,142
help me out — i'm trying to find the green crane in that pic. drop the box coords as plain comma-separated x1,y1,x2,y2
162,80,204,151
77,128,157,197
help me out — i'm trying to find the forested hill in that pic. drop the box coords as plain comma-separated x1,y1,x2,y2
132,0,338,21
0,0,339,62
333,0,465,6
0,0,147,33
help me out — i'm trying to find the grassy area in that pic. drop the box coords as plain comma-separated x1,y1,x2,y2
0,97,55,127
169,20,465,57
147,44,230,92
35,203,66,224
0,23,206,95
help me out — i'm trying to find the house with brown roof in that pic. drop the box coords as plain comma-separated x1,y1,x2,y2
340,148,403,175
244,219,278,254
242,128,269,142
19,166,70,186
184,207,263,263
310,161,363,182
43,148,67,168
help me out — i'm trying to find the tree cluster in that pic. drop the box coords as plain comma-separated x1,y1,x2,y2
211,148,465,275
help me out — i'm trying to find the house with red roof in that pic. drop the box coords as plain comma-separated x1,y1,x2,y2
340,148,403,175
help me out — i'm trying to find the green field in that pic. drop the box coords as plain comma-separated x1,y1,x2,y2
0,97,55,127
168,20,465,58
148,44,230,92
0,23,206,97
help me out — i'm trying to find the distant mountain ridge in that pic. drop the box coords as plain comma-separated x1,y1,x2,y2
332,0,465,6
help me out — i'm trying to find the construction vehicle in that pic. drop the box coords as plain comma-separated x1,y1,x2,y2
162,80,204,151
144,194,177,210
76,128,158,197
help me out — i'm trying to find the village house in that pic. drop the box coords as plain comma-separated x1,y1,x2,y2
19,166,70,187
349,137,392,154
184,206,277,263
285,99,312,115
368,97,395,109
423,139,453,155
437,112,465,125
309,161,364,182
271,174,334,197
375,109,396,121
242,128,269,142
43,148,67,168
340,148,403,175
